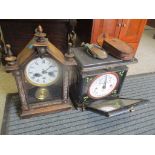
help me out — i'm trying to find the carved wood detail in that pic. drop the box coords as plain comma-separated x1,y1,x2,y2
13,71,29,111
63,66,69,103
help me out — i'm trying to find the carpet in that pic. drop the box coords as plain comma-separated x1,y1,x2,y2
1,73,155,135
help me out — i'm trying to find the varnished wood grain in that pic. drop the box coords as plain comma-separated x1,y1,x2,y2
21,103,72,118
91,19,121,43
119,19,147,42
14,71,29,111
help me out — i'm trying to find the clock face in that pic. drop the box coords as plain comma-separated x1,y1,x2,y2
25,57,59,86
88,72,119,99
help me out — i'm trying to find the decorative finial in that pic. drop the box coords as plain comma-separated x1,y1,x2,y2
65,42,74,61
34,25,46,42
5,44,17,66
6,44,13,56
68,30,77,47
37,25,43,33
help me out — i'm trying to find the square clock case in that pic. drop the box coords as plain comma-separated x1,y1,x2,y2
70,47,148,117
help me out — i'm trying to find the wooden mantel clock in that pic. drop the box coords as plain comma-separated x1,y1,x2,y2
5,26,75,118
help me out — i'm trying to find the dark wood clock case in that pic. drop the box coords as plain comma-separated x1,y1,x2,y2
5,26,76,118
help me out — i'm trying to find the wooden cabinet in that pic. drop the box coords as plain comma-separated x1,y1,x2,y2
119,19,147,42
91,19,147,56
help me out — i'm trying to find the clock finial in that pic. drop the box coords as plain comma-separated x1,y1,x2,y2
37,25,43,33
34,25,46,42
65,42,74,61
5,44,17,66
6,44,12,56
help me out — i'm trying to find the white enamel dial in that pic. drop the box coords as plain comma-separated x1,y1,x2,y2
88,72,119,99
25,57,59,86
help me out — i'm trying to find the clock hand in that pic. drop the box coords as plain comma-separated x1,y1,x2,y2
42,65,54,74
45,65,54,71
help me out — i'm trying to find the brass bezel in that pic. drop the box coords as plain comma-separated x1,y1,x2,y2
24,57,60,87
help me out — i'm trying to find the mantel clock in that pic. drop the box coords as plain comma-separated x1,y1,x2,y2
70,47,148,117
5,26,75,118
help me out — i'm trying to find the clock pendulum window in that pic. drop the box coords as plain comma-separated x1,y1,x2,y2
70,46,148,117
5,25,76,118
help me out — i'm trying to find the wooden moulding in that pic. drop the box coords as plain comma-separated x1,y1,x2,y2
29,100,64,109
13,71,29,111
5,64,19,72
21,102,73,118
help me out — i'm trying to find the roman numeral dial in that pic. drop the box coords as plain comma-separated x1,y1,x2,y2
25,57,59,86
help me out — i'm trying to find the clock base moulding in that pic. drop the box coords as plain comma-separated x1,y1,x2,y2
20,101,73,118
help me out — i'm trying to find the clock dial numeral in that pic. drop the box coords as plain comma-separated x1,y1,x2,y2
35,61,39,65
42,59,46,64
48,72,55,77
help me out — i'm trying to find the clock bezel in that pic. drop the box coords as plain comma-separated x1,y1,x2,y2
24,56,60,87
87,72,120,99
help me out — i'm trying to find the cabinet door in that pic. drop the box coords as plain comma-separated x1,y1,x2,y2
119,19,147,42
91,19,122,43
